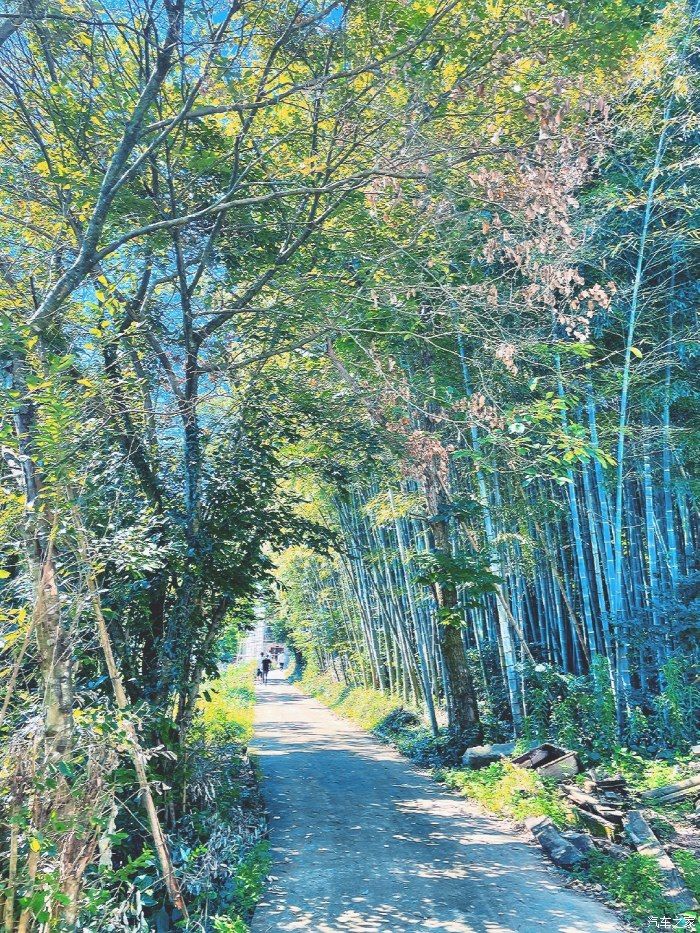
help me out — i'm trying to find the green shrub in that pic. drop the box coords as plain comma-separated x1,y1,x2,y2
299,669,404,731
585,851,681,922
212,919,248,933
300,668,471,765
522,657,617,763
654,657,700,751
441,762,574,827
178,663,266,928
674,850,700,903
211,841,272,931
198,662,256,745
609,747,693,793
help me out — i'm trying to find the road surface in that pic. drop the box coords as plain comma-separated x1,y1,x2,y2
251,673,622,933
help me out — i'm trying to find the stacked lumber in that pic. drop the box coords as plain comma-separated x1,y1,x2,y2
591,772,627,793
564,786,625,824
562,773,630,840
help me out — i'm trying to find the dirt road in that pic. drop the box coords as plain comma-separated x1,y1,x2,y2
251,673,622,932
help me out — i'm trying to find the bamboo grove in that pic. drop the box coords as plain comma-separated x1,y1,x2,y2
275,0,700,751
0,0,699,927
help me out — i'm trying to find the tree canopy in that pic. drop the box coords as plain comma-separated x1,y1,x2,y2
0,0,698,927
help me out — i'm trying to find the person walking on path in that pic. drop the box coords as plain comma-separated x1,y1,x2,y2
262,653,272,684
278,649,287,671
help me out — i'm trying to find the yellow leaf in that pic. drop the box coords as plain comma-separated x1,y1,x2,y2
631,346,643,359
30,838,41,852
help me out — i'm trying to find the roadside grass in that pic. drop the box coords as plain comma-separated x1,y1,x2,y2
298,667,402,730
608,747,695,793
198,661,257,745
582,850,700,925
583,851,678,922
298,668,464,766
183,662,267,931
674,850,700,902
439,762,575,828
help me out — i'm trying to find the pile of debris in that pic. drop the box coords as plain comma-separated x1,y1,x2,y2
562,771,628,841
462,740,581,777
462,740,700,912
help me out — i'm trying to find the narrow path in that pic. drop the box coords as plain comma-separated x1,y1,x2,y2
251,673,622,933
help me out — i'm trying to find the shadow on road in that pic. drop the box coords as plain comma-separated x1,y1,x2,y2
251,675,620,933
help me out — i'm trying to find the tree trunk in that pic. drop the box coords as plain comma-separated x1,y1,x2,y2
12,358,74,759
424,474,482,742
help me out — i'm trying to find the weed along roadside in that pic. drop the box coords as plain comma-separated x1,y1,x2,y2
294,666,700,930
180,663,269,932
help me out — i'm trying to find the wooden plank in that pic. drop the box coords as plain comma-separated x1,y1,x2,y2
573,806,618,840
564,786,603,808
641,775,700,802
649,786,700,806
562,787,624,823
513,743,581,781
623,810,698,912
514,743,560,768
538,752,581,781
595,772,626,787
